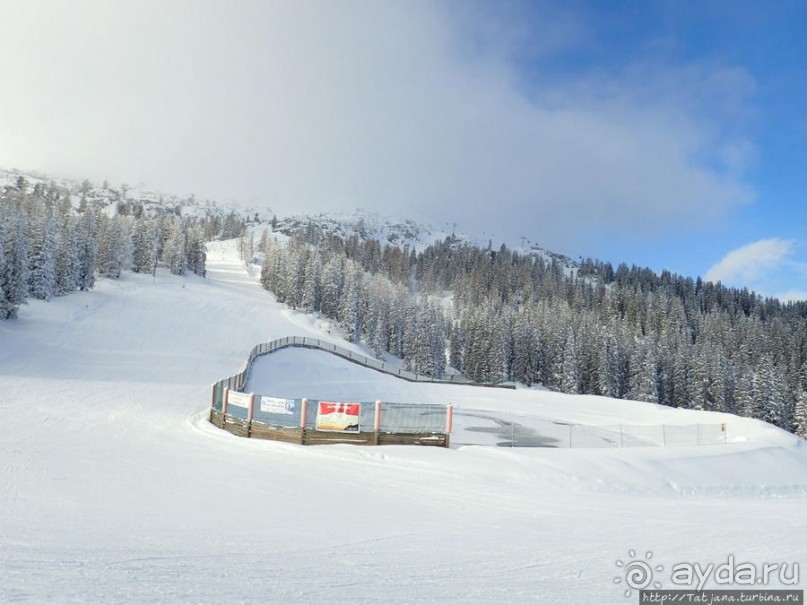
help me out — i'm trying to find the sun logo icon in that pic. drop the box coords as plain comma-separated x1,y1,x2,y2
614,550,664,597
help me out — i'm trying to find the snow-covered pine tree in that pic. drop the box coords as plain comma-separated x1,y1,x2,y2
794,389,807,439
401,297,421,371
407,299,448,378
559,326,580,394
96,214,130,279
301,250,322,313
487,309,508,383
220,211,245,239
734,367,755,418
0,226,14,319
283,242,305,309
597,331,621,398
259,238,282,295
370,294,389,359
75,207,98,290
131,216,157,273
430,302,447,377
0,204,30,315
26,199,58,300
162,217,187,276
55,215,79,296
690,345,716,411
95,214,115,278
511,312,538,385
338,261,362,343
448,319,464,375
238,230,254,264
627,341,659,403
754,356,789,428
459,306,487,382
670,344,692,408
386,285,408,359
363,291,381,357
184,223,206,277
320,257,343,319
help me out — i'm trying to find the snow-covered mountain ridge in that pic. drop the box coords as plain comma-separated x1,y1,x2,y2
272,208,578,269
273,209,457,251
0,167,268,224
1,167,578,269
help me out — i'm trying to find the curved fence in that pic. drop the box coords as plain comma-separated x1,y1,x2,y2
209,336,459,447
211,335,515,394
208,336,729,449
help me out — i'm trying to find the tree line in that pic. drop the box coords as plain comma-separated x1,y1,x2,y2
0,177,220,319
258,234,446,377
260,224,807,438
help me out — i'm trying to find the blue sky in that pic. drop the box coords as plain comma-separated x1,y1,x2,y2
515,0,807,299
0,0,804,300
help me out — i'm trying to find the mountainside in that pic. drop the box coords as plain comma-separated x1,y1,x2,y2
0,238,804,603
3,166,806,437
274,209,455,251
273,208,578,269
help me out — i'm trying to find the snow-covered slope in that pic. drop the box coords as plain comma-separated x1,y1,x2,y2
273,208,460,251
0,240,804,604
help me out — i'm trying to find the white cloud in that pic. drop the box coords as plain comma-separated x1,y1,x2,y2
705,238,796,287
776,291,807,303
0,1,756,251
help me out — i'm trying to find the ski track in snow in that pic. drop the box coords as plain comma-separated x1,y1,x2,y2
0,239,805,604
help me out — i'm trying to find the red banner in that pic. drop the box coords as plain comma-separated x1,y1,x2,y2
316,401,361,432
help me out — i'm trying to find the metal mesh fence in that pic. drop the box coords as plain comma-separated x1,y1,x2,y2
209,336,463,437
211,382,224,412
224,335,514,388
297,400,447,433
377,402,448,433
213,390,450,434
210,337,728,447
459,421,728,448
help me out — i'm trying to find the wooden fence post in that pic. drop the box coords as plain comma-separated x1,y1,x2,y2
445,404,453,434
223,388,229,416
374,400,382,445
247,393,255,437
300,398,308,445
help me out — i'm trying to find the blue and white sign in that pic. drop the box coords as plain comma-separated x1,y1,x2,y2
260,396,295,415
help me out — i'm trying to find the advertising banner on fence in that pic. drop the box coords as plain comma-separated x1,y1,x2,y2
316,402,361,432
227,391,251,409
260,396,295,415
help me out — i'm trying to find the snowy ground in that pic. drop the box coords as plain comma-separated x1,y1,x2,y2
0,240,805,604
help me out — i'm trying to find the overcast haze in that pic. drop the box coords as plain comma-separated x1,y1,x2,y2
1,1,805,299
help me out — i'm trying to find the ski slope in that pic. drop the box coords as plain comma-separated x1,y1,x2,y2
0,240,805,604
